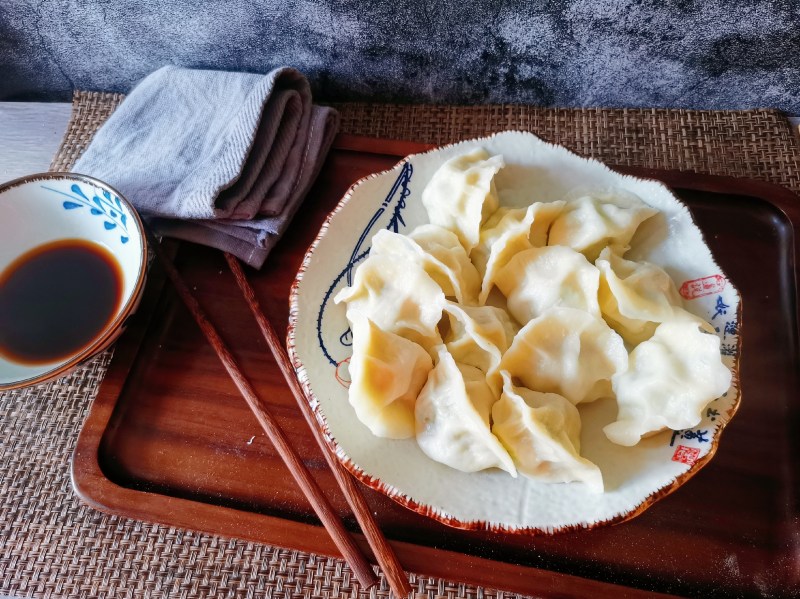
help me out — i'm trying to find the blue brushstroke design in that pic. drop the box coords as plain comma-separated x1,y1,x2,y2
315,163,413,366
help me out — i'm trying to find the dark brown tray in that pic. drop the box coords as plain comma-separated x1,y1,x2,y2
72,135,800,598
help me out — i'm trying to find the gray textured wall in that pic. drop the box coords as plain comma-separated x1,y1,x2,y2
1,0,798,111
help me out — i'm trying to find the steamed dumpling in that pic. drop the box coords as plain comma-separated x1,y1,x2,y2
596,247,694,345
470,206,535,283
470,201,566,304
492,372,603,492
421,148,504,252
494,246,601,324
528,201,567,247
334,252,445,347
548,189,658,261
348,317,433,439
604,321,732,446
370,228,480,305
499,307,628,405
406,224,482,304
441,302,518,394
415,346,517,475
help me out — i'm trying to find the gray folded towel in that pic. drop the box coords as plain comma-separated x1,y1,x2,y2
72,65,339,267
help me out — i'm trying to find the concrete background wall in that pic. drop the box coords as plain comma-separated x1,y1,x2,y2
1,0,798,111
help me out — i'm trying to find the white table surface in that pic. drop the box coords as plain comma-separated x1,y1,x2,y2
0,102,72,179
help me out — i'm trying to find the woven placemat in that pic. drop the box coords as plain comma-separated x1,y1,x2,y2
2,92,799,599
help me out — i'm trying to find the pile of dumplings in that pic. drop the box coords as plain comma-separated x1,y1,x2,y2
334,148,732,493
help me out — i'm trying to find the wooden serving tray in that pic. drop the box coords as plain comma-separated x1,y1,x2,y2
72,135,800,598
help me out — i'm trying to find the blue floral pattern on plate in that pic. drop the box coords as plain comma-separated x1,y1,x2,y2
43,183,130,244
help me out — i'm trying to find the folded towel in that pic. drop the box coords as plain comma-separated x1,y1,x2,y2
72,65,339,267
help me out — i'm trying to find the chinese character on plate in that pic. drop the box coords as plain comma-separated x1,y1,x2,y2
712,295,730,320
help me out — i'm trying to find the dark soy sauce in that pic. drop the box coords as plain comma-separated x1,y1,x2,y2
0,239,123,364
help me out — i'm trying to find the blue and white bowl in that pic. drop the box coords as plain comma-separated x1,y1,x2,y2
0,173,147,390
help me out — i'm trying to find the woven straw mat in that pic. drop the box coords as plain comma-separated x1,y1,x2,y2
2,91,800,599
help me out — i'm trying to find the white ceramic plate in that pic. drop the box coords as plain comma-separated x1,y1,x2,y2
288,131,741,534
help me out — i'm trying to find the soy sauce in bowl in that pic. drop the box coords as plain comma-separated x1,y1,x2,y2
0,239,123,365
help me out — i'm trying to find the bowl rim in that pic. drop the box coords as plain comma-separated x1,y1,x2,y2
0,171,148,391
286,131,743,535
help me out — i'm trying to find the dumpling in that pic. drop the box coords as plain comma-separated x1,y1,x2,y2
334,252,445,347
492,372,603,492
548,188,658,261
348,316,434,439
421,148,504,252
499,307,628,405
494,246,601,325
405,225,482,305
528,201,567,247
415,346,516,475
470,206,535,279
596,247,695,345
604,321,732,446
441,301,518,394
369,228,480,305
470,201,566,304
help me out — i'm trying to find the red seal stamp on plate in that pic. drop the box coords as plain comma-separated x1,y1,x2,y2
672,445,701,466
679,274,727,300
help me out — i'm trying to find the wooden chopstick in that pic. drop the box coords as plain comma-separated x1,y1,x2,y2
147,237,379,590
224,253,412,599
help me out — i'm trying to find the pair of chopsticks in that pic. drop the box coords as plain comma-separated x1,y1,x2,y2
148,237,411,598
